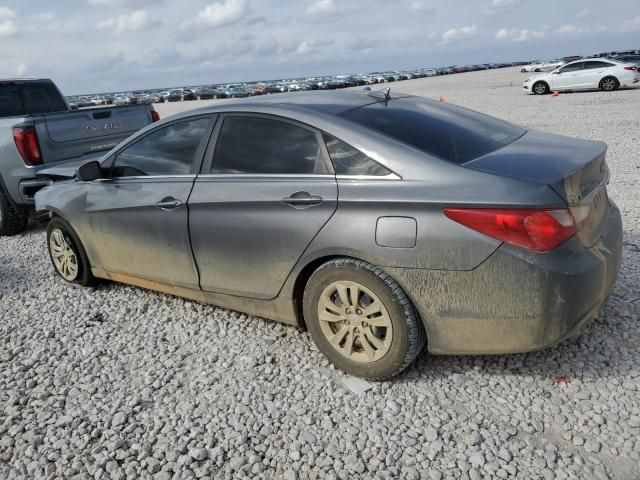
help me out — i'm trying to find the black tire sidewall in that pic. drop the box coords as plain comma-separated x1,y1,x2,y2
303,262,413,379
533,81,549,95
46,217,93,286
600,76,619,91
0,186,29,236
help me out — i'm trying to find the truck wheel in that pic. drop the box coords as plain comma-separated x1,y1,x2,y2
0,185,29,236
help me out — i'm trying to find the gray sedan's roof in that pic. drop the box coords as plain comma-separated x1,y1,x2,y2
202,90,411,115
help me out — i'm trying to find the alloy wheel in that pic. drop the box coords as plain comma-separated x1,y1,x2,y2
49,228,79,281
317,280,393,363
534,83,547,95
602,78,616,91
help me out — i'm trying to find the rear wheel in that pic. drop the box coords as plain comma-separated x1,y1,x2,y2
303,258,425,380
47,217,95,286
0,185,29,236
599,76,619,92
533,81,550,95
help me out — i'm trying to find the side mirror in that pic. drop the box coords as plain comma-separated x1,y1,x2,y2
552,70,561,74
76,160,102,182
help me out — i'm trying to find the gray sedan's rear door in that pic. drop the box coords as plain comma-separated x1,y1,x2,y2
188,113,337,300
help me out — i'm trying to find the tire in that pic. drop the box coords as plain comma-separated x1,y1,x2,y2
46,217,95,286
0,185,29,236
533,81,550,95
303,257,426,380
534,68,541,72
599,76,619,92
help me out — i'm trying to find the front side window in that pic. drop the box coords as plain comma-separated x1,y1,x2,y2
112,118,210,177
323,133,391,176
559,62,584,73
211,116,327,175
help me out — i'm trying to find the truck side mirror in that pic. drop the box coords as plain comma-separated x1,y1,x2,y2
76,161,102,182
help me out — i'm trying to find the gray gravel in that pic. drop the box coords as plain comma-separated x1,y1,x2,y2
2,67,640,479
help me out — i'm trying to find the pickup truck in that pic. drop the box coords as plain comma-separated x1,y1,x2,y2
0,78,159,236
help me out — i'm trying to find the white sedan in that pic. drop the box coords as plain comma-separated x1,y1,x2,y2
521,60,564,73
523,58,640,94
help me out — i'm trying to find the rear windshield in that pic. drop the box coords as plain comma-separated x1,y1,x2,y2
0,81,68,118
340,97,525,164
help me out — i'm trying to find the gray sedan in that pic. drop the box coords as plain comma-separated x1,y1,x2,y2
35,90,623,379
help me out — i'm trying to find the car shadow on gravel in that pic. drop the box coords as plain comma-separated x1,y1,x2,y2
400,231,640,384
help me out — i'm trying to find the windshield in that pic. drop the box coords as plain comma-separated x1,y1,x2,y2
340,97,525,164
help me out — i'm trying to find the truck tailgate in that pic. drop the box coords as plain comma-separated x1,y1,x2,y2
39,105,152,163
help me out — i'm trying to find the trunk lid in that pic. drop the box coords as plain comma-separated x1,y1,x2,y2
464,129,610,247
37,105,152,163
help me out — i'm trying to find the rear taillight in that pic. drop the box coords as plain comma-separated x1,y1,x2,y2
624,66,637,71
151,110,160,122
13,126,42,166
443,208,577,252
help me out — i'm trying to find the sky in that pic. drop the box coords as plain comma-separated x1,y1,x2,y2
0,0,639,95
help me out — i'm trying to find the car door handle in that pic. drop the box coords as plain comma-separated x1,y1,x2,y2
155,197,183,210
281,191,323,208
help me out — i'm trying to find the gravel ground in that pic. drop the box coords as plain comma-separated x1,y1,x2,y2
1,67,639,480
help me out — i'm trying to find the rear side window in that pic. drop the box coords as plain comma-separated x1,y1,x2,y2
211,116,327,175
584,61,614,69
323,133,391,176
340,98,525,164
0,82,67,118
112,118,210,177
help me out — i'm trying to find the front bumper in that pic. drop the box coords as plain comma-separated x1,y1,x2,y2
387,202,623,355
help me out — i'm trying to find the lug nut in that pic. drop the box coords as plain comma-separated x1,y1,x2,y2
356,309,363,315
345,308,351,314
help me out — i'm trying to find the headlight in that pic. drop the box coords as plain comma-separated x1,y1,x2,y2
524,77,532,83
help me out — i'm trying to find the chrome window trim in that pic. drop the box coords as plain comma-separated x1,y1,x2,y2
99,174,197,181
195,174,336,180
192,173,401,181
336,173,402,181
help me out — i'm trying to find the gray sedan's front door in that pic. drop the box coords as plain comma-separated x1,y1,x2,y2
188,114,338,299
85,177,198,288
82,116,213,288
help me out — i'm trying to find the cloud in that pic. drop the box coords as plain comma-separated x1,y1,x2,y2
490,0,521,7
88,0,160,6
441,25,477,44
97,10,157,35
0,6,17,37
623,16,640,31
189,0,247,28
295,39,334,55
495,28,544,42
486,0,523,14
576,8,589,18
409,1,435,14
0,60,27,77
555,24,587,34
306,0,338,18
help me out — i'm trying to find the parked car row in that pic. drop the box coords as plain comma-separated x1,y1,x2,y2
67,62,529,107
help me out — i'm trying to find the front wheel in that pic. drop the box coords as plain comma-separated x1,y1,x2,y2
303,258,425,380
47,217,95,286
599,76,619,92
533,81,550,95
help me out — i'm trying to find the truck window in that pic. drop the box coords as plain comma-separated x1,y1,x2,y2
0,82,68,118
